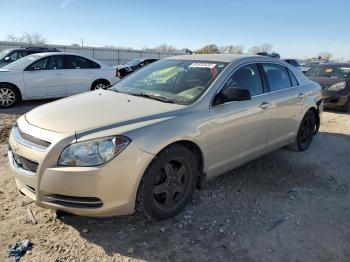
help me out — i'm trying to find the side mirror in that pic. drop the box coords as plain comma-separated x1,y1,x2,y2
213,87,251,106
4,57,10,62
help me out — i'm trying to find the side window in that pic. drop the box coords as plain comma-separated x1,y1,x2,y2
262,64,292,92
222,64,263,96
16,51,28,60
89,60,100,69
67,56,94,69
27,57,50,71
9,52,18,61
287,69,299,86
48,56,64,70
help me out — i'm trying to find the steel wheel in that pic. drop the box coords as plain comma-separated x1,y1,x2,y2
0,87,16,107
153,158,191,210
137,144,198,220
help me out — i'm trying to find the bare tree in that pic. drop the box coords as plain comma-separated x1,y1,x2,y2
260,43,273,53
220,45,244,54
6,33,20,42
249,43,273,54
6,32,47,45
248,46,261,55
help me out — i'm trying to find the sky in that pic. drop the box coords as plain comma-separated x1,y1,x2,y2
0,0,349,60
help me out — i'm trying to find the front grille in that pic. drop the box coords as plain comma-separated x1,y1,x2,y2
13,152,38,173
18,127,51,148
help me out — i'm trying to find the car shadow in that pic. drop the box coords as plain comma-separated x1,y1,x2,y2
324,107,349,115
60,132,350,261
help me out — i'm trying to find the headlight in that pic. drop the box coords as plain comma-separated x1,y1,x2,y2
58,136,130,166
328,81,346,91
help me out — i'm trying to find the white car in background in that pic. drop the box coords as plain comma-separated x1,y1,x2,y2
0,52,118,108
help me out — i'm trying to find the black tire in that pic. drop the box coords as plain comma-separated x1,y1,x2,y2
91,80,110,90
341,97,350,113
287,110,316,152
136,144,198,221
0,84,20,108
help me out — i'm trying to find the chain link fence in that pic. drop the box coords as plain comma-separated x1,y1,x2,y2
0,41,179,66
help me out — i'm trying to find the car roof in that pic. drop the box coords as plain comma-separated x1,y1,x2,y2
165,54,254,63
28,52,88,57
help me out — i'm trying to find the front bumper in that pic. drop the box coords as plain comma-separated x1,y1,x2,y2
323,95,348,108
322,89,349,108
8,118,154,217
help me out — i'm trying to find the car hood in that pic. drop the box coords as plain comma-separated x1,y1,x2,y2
308,77,347,89
25,90,185,133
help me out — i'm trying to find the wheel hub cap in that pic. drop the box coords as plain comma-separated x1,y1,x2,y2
0,88,15,106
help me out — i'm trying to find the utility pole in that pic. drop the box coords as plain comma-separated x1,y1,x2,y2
81,37,84,47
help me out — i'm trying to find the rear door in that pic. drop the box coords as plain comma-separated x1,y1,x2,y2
260,63,303,150
208,63,271,176
24,55,66,98
65,55,100,94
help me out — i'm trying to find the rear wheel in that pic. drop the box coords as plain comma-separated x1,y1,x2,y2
0,84,19,108
91,80,110,90
287,110,316,152
136,144,197,220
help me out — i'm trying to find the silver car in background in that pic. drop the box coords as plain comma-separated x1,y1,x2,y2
8,54,322,220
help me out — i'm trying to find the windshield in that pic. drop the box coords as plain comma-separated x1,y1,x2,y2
305,65,350,78
0,49,11,60
2,54,41,70
112,59,228,105
125,59,143,67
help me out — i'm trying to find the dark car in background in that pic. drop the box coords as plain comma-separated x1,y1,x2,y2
0,47,60,67
305,63,350,112
301,61,320,73
283,59,302,71
116,58,158,79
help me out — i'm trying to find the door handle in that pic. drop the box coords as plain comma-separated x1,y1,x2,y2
298,93,305,99
259,102,270,109
54,72,63,76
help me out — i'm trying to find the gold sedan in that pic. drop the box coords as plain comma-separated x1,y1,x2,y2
8,54,322,220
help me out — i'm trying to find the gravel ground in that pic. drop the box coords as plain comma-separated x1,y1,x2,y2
1,101,350,262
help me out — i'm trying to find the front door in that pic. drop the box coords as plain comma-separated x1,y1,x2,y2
208,63,271,176
24,55,66,98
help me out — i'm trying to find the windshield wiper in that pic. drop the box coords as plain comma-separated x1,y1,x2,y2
124,92,175,103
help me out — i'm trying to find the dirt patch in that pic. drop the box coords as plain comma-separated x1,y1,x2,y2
1,102,350,261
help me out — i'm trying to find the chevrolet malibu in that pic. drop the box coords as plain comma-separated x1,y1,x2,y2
8,54,322,220
0,52,118,108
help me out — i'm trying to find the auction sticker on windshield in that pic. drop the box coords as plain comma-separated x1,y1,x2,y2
189,63,217,69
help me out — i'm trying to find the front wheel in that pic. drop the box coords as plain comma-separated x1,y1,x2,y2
0,85,19,108
287,110,316,152
136,144,198,221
